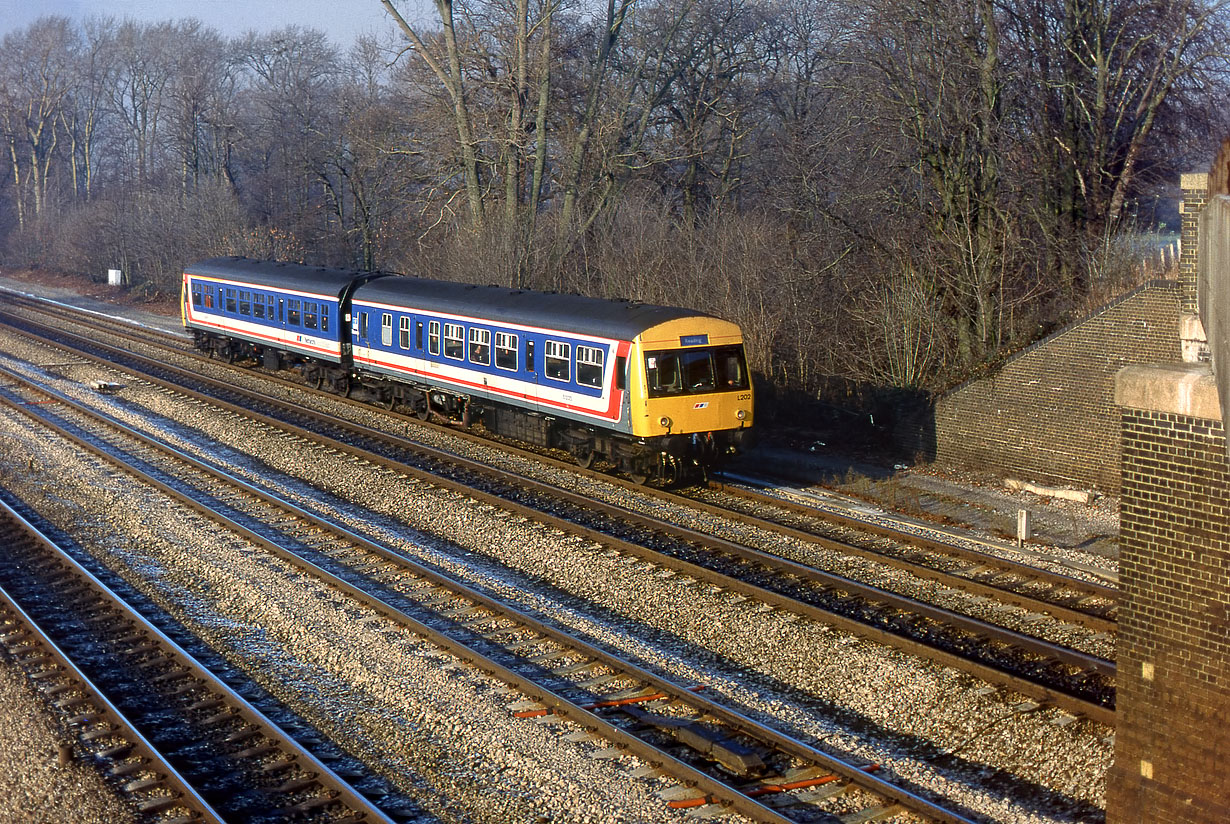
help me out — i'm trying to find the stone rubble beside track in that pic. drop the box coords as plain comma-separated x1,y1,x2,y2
0,321,1113,824
0,654,140,824
12,301,1116,665
0,380,709,824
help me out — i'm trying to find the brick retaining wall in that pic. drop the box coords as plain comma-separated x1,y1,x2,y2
914,281,1181,491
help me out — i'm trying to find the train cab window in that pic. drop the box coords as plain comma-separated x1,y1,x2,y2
321,305,329,331
645,353,681,395
544,340,570,382
428,321,440,355
682,350,716,392
576,346,604,388
225,288,236,313
191,283,202,307
359,311,368,338
287,299,301,326
644,345,748,397
381,313,392,346
399,317,411,349
304,302,318,330
239,291,251,316
443,323,464,360
616,356,627,391
716,347,748,389
495,333,518,371
469,328,491,365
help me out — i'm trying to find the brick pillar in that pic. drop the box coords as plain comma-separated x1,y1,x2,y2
1179,172,1208,315
1109,363,1230,823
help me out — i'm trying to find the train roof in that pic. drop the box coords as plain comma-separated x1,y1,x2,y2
184,257,372,297
355,274,709,341
184,257,723,340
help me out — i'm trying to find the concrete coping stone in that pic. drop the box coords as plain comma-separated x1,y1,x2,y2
1114,363,1222,421
1181,171,1209,191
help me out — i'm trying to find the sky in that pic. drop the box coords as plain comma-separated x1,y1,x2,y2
0,0,418,47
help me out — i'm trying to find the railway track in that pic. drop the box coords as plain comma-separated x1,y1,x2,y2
0,495,397,824
0,297,1116,726
0,294,1120,622
711,475,1116,601
0,352,980,823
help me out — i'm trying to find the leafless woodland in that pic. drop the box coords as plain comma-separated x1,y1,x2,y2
1,0,1225,411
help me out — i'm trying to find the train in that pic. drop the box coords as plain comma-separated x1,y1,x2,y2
180,257,754,483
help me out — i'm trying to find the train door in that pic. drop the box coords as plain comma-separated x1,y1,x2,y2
352,308,373,366
524,337,541,410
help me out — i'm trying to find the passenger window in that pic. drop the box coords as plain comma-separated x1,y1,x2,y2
428,321,440,355
526,339,535,372
269,295,277,320
191,283,202,307
381,313,393,347
443,323,464,360
254,298,265,319
239,291,251,316
616,356,627,391
287,300,301,326
399,317,410,349
359,311,368,338
416,321,423,350
576,346,604,388
304,302,318,330
469,328,491,365
203,287,213,309
321,305,329,332
225,288,236,313
544,341,570,382
495,332,518,371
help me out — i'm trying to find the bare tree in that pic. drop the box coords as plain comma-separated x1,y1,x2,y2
0,17,79,228
382,0,487,226
1006,0,1230,277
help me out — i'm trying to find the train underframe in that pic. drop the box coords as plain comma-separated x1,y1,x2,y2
193,331,743,484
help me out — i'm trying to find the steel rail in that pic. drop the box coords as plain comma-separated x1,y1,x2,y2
0,553,225,822
0,362,983,824
1,295,1118,628
0,491,396,824
0,307,1116,722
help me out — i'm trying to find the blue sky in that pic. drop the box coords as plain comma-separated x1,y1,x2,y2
0,0,418,46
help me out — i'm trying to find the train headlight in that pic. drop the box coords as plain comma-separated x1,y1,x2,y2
659,415,673,429
736,409,748,421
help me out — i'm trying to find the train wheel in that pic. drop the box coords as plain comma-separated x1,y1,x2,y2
414,393,431,421
311,368,325,390
575,448,596,469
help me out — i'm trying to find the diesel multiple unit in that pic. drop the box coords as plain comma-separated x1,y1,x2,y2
181,257,753,482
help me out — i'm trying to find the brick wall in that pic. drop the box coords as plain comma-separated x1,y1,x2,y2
1181,172,1208,314
908,281,1181,492
1109,366,1230,824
